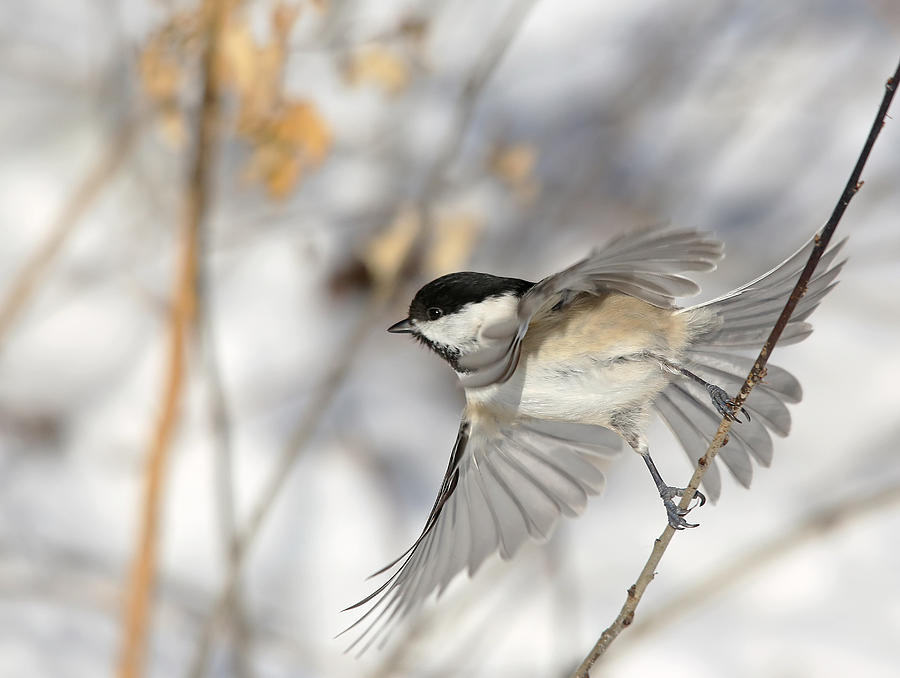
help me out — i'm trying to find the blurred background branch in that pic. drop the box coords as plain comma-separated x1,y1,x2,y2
0,117,140,350
118,1,227,676
196,195,253,677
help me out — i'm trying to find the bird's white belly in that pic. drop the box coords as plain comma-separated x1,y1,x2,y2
465,353,671,427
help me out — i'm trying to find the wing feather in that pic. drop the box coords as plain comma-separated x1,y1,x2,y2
341,415,622,653
458,228,724,388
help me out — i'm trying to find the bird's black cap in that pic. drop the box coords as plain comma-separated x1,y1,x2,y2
408,272,534,322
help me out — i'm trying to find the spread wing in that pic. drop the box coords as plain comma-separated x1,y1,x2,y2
458,228,724,387
341,414,623,654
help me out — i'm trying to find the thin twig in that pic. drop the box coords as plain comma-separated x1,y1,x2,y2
571,57,900,678
117,2,226,677
195,125,255,678
192,0,251,663
0,540,319,673
623,480,900,646
614,421,900,647
186,302,386,678
0,118,140,351
417,0,538,236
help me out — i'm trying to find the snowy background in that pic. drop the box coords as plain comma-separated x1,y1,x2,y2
1,1,899,677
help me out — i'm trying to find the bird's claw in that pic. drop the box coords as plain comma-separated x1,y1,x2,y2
660,486,706,530
707,385,750,423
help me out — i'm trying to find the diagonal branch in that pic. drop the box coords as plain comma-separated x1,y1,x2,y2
0,117,140,351
117,1,226,677
195,135,255,678
416,0,538,235
571,56,900,678
623,477,900,646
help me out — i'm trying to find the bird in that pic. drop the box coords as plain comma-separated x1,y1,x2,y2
341,227,845,653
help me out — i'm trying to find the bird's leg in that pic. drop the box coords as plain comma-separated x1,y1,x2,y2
662,360,750,423
624,432,705,530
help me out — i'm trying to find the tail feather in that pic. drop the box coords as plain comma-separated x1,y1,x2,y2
654,391,724,499
654,234,846,499
686,238,846,349
684,350,801,402
667,382,769,481
683,356,792,436
697,323,814,349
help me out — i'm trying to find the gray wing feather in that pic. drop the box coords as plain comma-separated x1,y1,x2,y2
459,229,724,388
341,416,622,654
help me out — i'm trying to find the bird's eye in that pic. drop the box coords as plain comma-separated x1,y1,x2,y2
427,307,443,321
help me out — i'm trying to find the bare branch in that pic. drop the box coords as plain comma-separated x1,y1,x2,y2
571,56,900,677
0,118,139,351
0,540,319,674
417,0,538,234
624,479,900,646
186,300,387,678
194,128,255,678
117,1,226,676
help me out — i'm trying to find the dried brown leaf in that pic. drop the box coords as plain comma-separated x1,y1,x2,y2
240,101,331,198
490,143,536,186
141,5,329,196
426,212,481,275
364,207,421,288
139,43,181,101
219,15,258,94
344,46,411,94
158,106,188,149
267,153,302,199
220,14,285,126
274,101,332,163
489,143,541,203
272,2,301,41
398,17,429,46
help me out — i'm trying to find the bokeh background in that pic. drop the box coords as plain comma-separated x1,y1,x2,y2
2,1,899,677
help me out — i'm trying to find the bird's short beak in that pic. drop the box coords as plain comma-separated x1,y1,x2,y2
387,318,414,334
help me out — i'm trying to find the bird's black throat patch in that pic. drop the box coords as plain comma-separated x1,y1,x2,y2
412,333,466,372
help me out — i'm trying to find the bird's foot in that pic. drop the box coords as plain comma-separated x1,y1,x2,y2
707,385,750,423
660,486,706,530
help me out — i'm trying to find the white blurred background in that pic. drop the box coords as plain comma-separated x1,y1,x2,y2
1,1,899,677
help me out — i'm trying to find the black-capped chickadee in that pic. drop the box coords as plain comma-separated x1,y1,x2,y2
343,228,845,652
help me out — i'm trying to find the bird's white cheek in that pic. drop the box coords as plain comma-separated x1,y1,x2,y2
417,313,478,349
417,295,520,352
